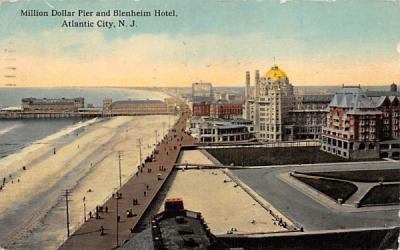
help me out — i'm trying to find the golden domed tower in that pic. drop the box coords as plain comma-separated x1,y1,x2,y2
265,66,289,83
244,65,294,142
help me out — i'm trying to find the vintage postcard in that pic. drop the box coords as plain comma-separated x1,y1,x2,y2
0,0,399,249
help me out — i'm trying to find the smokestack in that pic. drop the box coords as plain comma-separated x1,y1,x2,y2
245,71,250,98
254,70,260,136
255,70,260,99
245,71,251,120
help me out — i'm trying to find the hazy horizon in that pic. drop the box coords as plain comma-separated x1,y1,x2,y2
1,0,399,87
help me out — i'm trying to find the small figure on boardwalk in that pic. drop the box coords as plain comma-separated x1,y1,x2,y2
144,191,147,197
105,206,108,213
100,226,105,236
127,209,134,218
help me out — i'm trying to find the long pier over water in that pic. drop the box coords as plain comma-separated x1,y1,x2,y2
59,112,194,249
0,110,175,119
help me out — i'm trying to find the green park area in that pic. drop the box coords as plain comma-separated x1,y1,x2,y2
360,184,400,206
207,147,348,166
293,176,358,202
295,169,400,183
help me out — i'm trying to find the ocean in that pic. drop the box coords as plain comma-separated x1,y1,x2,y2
0,87,168,158
0,88,176,249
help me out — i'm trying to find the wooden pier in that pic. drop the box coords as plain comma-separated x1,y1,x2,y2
0,110,175,119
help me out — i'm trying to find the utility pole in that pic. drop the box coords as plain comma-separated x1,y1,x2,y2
116,192,119,248
118,151,123,188
63,189,71,238
137,138,142,165
83,196,86,222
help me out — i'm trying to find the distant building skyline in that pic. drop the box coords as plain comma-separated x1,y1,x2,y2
0,0,399,87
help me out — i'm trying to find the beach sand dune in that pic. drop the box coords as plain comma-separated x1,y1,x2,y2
0,115,176,250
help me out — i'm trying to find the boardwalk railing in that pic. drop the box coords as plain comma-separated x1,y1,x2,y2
199,140,321,149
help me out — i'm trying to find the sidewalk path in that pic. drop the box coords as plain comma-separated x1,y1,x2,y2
59,113,194,250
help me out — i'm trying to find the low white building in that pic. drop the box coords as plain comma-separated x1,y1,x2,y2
189,116,255,144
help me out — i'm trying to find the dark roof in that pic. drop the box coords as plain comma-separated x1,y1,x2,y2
301,94,333,103
366,91,400,97
329,88,375,109
21,97,84,104
154,210,214,250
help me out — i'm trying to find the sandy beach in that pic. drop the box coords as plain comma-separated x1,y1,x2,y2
158,150,288,235
0,115,177,249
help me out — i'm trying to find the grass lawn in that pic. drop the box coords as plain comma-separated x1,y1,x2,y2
293,176,358,202
360,184,400,206
207,147,348,166
296,169,400,183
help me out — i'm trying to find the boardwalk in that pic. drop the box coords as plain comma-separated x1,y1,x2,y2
59,113,194,249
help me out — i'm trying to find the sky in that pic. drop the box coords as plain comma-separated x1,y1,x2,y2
0,0,399,87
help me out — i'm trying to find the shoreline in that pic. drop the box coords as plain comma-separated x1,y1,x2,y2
0,115,177,249
0,118,101,179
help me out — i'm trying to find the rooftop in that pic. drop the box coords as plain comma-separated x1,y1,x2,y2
265,66,288,81
154,210,214,250
21,97,84,104
300,94,334,103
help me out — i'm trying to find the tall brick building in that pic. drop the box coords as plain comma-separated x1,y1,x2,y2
210,100,243,119
192,100,243,119
192,102,210,116
321,85,399,159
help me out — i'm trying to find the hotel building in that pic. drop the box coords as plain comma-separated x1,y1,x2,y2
320,85,400,159
244,65,295,141
21,97,84,112
103,99,173,115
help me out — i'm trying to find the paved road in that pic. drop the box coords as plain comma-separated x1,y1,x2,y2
232,161,400,231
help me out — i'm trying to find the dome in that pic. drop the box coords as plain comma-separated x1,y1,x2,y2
265,66,288,81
